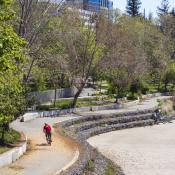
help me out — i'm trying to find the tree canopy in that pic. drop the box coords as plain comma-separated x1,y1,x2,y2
126,0,142,17
157,0,170,16
0,0,26,143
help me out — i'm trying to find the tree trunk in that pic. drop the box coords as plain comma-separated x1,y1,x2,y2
157,82,161,92
100,79,102,93
71,85,85,108
71,89,82,108
53,87,57,107
164,81,168,92
115,88,120,104
0,126,6,145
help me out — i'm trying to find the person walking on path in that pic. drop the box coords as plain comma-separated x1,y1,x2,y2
43,123,52,145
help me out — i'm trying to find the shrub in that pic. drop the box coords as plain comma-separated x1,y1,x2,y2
55,101,72,109
0,129,20,145
87,160,95,172
105,163,115,175
36,105,50,111
107,84,116,95
127,93,139,101
172,96,175,110
157,99,174,115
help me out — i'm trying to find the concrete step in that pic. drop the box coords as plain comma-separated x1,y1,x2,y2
74,113,153,132
62,109,154,128
77,119,155,140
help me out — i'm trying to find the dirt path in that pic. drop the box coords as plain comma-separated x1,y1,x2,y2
0,116,78,175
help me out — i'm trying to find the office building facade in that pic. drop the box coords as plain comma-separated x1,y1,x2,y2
66,0,113,12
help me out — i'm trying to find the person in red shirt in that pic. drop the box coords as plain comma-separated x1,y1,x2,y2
43,123,52,144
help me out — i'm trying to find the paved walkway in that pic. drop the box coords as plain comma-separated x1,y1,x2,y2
0,96,169,175
87,96,175,175
88,121,175,175
80,96,169,116
0,115,78,175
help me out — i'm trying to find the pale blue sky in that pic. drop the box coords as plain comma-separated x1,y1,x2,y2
113,0,175,17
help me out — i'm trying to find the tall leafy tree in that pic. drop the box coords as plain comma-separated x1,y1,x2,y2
170,7,175,17
0,0,26,144
126,0,142,17
157,0,170,16
48,10,104,108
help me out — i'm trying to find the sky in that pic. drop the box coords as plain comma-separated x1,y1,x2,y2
113,0,175,17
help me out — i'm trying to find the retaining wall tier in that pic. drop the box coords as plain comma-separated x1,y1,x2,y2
0,133,27,168
58,108,161,175
22,92,171,122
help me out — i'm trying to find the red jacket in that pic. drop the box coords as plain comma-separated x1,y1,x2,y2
43,125,51,134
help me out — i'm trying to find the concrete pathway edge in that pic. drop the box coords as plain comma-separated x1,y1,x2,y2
54,148,79,175
22,92,170,122
0,134,27,168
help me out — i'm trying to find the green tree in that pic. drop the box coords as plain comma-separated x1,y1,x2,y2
99,17,148,102
126,0,142,17
171,7,175,16
162,63,175,91
157,0,170,16
0,0,26,144
59,11,104,107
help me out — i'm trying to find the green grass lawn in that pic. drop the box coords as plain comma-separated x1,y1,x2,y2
0,147,10,154
0,129,21,154
36,96,116,110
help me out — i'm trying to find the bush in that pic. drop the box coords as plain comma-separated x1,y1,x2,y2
127,93,139,101
54,100,72,109
0,129,20,145
36,100,72,110
87,160,95,172
105,163,115,175
130,79,150,95
141,86,149,94
107,83,116,95
36,105,50,111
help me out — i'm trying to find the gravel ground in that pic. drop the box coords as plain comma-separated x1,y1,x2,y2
88,120,175,175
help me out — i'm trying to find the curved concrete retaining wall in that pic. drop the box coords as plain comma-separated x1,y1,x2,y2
22,100,140,122
22,93,170,122
58,106,173,175
0,135,27,168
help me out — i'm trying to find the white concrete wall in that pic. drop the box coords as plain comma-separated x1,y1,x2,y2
21,93,170,122
22,112,39,122
0,136,27,168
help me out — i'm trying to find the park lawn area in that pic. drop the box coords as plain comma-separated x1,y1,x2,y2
36,96,116,110
0,129,21,154
53,98,102,109
0,147,10,154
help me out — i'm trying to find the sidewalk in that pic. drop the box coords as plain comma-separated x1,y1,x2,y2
79,96,169,116
86,96,174,175
88,117,175,175
0,96,169,175
0,116,78,175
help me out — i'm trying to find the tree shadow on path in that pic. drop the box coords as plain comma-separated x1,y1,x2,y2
36,143,50,146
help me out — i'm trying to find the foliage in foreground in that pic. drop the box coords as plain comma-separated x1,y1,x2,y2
12,0,175,107
0,129,20,146
105,163,116,175
0,0,26,144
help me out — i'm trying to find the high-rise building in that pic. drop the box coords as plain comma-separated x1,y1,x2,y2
66,0,113,12
107,0,113,11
